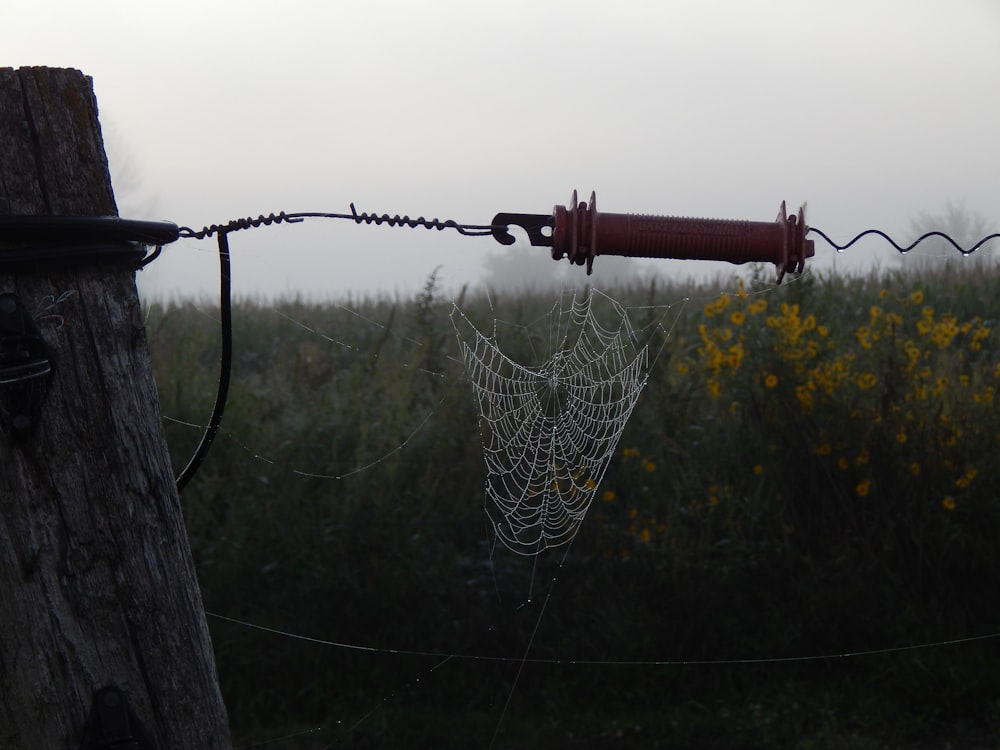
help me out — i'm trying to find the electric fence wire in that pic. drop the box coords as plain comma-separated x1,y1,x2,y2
808,227,1000,255
205,610,1000,667
174,210,1000,255
164,207,999,491
175,204,496,240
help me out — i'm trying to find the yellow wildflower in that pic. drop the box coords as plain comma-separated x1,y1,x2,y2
942,496,956,511
764,373,779,388
601,490,616,502
780,302,799,317
705,294,730,316
727,342,744,368
856,373,878,390
855,326,873,349
954,468,978,488
856,479,871,497
795,385,814,411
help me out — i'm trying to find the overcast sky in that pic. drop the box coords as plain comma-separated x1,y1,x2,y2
5,0,999,299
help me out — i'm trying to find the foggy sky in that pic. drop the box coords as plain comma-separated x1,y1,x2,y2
5,0,999,299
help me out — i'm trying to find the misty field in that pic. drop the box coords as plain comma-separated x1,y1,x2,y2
146,263,1000,749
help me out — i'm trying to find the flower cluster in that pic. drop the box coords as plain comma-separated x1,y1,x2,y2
682,280,997,515
597,446,668,557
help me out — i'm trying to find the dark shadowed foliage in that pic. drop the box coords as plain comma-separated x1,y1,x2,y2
147,263,1000,749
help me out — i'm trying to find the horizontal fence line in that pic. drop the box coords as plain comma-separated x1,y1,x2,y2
206,612,1000,667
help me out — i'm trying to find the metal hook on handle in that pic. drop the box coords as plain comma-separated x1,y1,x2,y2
490,213,555,248
491,191,814,282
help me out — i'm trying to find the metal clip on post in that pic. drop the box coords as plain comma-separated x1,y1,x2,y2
0,293,53,440
492,190,814,283
79,686,148,750
0,216,180,441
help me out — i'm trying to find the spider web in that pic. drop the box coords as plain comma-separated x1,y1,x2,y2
451,289,648,554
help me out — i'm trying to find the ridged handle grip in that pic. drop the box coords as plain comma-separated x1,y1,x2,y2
608,214,784,262
552,191,813,282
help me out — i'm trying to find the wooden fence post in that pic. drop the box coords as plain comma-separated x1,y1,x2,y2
0,67,231,748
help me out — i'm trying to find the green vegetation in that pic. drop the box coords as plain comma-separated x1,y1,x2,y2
146,263,1000,749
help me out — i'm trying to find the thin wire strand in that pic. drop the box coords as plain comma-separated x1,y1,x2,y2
809,227,1000,255
177,205,495,241
205,611,1000,667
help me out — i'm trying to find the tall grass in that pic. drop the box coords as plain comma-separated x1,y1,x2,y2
146,263,1000,749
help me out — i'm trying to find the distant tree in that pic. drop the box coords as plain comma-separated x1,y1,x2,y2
102,118,160,219
481,245,567,292
481,246,643,292
902,201,996,272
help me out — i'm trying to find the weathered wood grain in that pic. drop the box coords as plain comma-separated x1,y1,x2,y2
0,66,231,749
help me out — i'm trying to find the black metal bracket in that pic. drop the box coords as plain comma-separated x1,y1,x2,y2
0,293,52,440
79,686,149,750
490,212,554,248
0,216,179,272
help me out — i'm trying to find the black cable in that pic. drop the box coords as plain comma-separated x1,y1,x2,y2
175,231,233,492
177,205,494,240
0,216,179,271
137,244,163,269
808,227,1000,256
170,204,492,491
